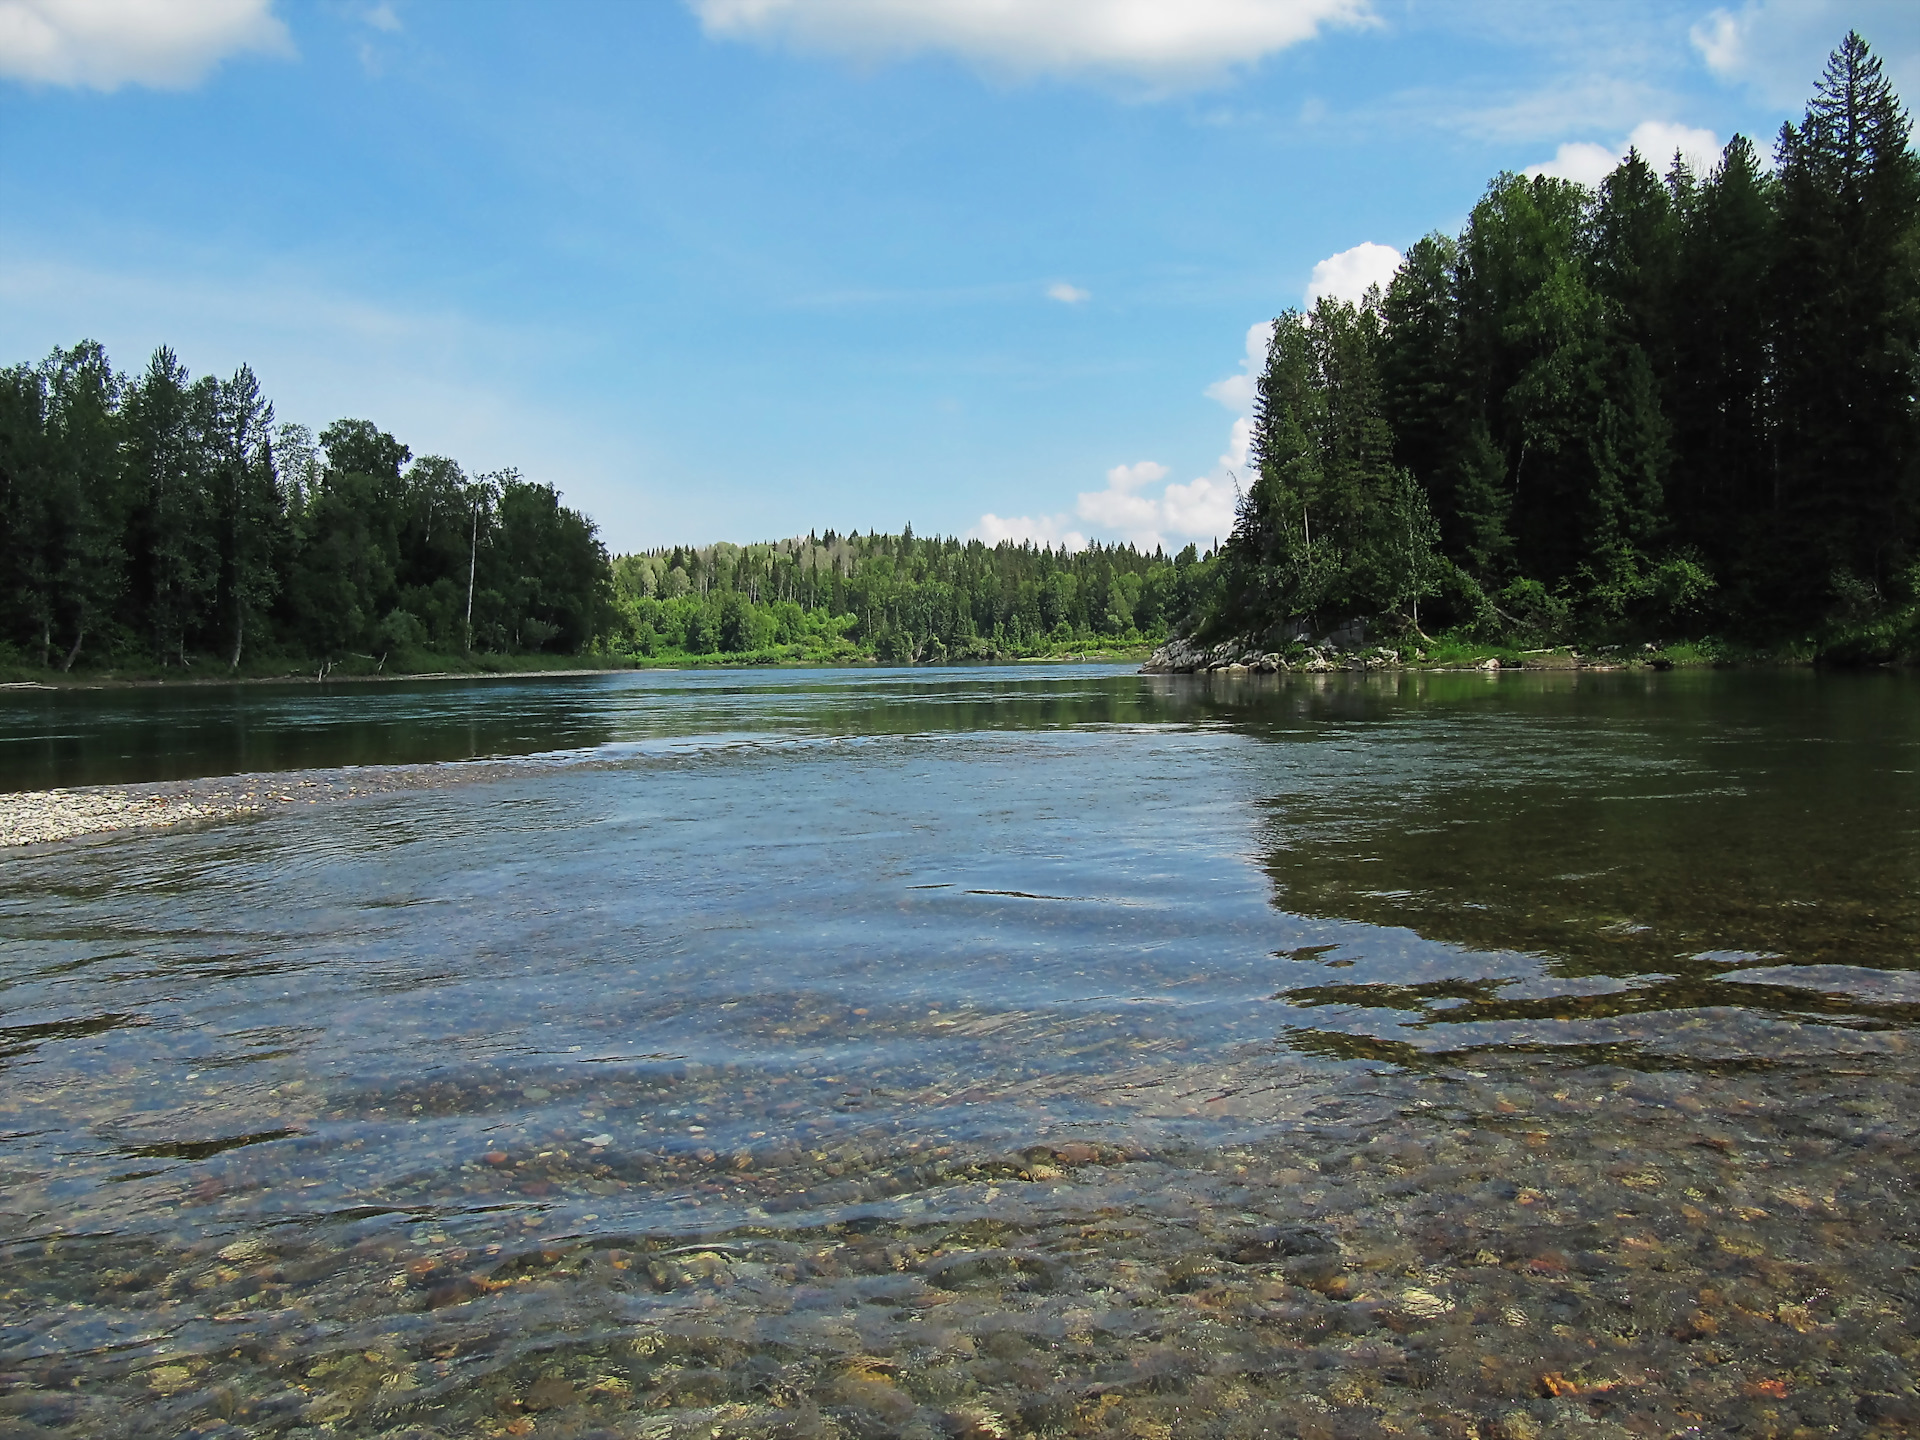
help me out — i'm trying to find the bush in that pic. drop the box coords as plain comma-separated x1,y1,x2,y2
375,608,427,652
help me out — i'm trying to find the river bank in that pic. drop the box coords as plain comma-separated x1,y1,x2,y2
1141,633,1808,675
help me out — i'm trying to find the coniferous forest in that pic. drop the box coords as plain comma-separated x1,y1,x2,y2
0,345,609,675
1209,33,1920,660
3,33,1916,676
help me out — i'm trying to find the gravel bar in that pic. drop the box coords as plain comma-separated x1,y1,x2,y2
0,761,524,848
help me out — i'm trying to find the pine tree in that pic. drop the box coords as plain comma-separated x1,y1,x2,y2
0,364,54,664
124,347,215,664
1590,148,1678,372
1667,135,1775,597
1379,234,1466,534
1772,31,1920,616
40,342,128,670
211,365,283,669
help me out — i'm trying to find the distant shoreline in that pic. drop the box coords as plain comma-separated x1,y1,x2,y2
0,667,637,691
0,651,1159,690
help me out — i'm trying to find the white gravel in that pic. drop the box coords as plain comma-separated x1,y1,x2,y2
0,787,264,846
0,763,524,849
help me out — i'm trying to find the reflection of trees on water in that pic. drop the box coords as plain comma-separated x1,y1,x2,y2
1211,668,1920,1054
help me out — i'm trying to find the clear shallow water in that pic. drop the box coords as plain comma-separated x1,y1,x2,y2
2,665,1919,1438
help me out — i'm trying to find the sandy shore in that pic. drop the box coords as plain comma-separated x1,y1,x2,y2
0,760,524,848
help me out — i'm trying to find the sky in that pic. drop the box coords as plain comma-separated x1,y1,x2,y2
3,0,1917,555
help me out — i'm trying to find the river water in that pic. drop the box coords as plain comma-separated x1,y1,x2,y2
2,665,1917,1439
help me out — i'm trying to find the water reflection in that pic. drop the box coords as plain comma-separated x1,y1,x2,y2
1231,668,1920,1064
1,665,1917,1436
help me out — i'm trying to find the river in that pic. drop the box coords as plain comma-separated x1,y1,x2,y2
2,664,1916,1438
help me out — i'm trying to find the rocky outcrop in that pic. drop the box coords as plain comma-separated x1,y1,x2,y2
1141,633,1403,675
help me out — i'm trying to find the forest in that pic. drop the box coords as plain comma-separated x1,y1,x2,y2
2,34,1914,675
606,533,1205,664
0,344,609,674
0,341,1192,674
1208,33,1920,660
0,338,1193,672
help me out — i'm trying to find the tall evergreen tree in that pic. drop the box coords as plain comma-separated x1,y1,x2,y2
1379,235,1465,535
210,365,282,669
0,364,53,664
41,343,128,670
124,347,215,664
1772,31,1920,615
1590,148,1678,371
1667,135,1776,595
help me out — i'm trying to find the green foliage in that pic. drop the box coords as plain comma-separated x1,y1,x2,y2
1211,296,1449,640
601,530,1195,664
0,343,609,671
1217,31,1920,659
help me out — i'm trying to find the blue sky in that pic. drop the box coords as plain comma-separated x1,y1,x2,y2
3,0,1916,554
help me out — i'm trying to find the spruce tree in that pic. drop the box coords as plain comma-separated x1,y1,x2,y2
124,347,215,664
1667,136,1775,599
40,342,128,670
211,365,282,669
1772,31,1920,617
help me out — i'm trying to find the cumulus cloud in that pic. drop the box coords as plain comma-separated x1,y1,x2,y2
1527,120,1722,187
973,455,1237,555
969,511,1088,551
1074,460,1166,537
973,447,1248,554
0,0,292,89
1205,319,1271,414
1304,240,1402,307
687,0,1375,85
1690,7,1746,78
1047,281,1090,304
969,312,1283,553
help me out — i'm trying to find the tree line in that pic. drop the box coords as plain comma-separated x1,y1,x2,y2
1210,33,1920,652
0,336,1197,673
8,34,1908,674
0,335,1200,672
0,343,608,671
609,530,1211,663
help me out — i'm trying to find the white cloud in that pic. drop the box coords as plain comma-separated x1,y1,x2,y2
1304,240,1402,307
1690,8,1744,78
688,0,1375,85
1691,1,1920,108
1204,319,1271,414
971,313,1275,554
974,455,1237,555
969,511,1088,551
1074,461,1167,540
364,3,402,34
1153,473,1238,547
1106,459,1169,492
0,0,292,90
1526,119,1721,186
1046,281,1090,304
1526,140,1622,188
